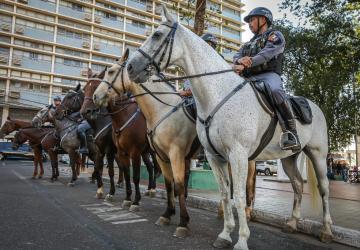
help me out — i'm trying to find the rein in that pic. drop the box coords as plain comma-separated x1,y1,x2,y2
152,69,235,83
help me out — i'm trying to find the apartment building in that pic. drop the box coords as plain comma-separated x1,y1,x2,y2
0,0,244,122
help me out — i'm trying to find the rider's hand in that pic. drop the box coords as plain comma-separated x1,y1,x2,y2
237,57,252,68
233,64,245,74
179,90,191,97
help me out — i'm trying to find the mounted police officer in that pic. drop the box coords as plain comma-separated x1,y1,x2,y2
53,96,62,108
232,7,300,151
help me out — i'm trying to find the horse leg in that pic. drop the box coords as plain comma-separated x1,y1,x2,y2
169,149,190,238
304,147,334,243
105,151,116,202
142,152,155,197
94,152,105,199
281,153,303,233
184,158,191,199
228,150,250,250
206,152,234,248
32,149,38,179
38,151,44,179
115,156,124,188
129,155,141,211
48,150,57,181
245,161,256,221
119,154,132,207
155,158,175,226
67,151,77,187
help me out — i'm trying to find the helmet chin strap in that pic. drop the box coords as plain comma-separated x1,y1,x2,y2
256,17,267,35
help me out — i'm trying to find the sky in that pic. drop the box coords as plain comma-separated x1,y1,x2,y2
241,0,299,42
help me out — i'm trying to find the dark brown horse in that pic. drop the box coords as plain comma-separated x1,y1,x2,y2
81,69,160,210
0,117,47,178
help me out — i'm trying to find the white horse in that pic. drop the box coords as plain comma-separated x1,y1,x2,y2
124,6,333,250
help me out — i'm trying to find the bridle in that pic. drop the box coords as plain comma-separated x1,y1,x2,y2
58,91,83,117
101,62,127,97
137,22,178,75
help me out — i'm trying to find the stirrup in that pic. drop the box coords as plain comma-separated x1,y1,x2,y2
279,131,301,151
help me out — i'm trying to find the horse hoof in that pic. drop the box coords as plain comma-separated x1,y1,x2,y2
38,175,43,179
155,216,170,226
32,176,36,180
282,223,296,233
67,182,75,187
129,205,140,212
319,231,333,243
122,200,132,208
116,182,123,188
104,194,114,202
96,192,105,199
173,227,190,238
213,237,232,248
245,207,253,222
150,189,156,198
144,190,150,196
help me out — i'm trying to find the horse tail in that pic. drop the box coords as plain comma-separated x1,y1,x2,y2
306,157,320,209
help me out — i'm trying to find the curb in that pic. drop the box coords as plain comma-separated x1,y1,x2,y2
101,177,360,248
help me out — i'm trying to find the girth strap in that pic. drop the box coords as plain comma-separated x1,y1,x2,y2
115,108,141,134
94,122,112,141
198,81,249,160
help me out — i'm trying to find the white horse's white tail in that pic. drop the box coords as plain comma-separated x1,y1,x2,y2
306,157,320,210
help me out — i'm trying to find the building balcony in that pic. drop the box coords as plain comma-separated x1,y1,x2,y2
95,15,124,31
93,42,122,56
16,25,54,42
58,5,89,20
15,91,49,108
111,0,125,6
12,56,52,72
222,30,241,42
28,0,56,12
222,11,241,22
125,23,148,36
127,0,147,11
54,63,84,77
56,35,89,49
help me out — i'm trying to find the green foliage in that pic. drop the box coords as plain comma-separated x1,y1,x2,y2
277,0,360,150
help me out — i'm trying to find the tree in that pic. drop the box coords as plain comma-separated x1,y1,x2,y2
276,0,360,150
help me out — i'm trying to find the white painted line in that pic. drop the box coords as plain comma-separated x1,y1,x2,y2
98,212,139,221
80,203,106,207
12,170,26,180
103,202,114,207
86,207,123,214
111,219,148,225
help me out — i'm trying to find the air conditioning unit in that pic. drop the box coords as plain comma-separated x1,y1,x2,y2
9,91,20,99
15,26,25,34
18,0,28,4
82,41,90,48
0,89,5,97
0,55,7,63
93,43,100,50
13,58,22,66
84,13,92,21
1,23,11,31
145,30,152,36
146,5,153,12
81,69,88,76
94,16,101,23
155,7,161,15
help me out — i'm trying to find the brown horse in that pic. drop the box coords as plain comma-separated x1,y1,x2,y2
81,69,160,210
0,117,47,179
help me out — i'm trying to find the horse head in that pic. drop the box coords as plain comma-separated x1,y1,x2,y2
55,84,84,120
93,49,130,107
12,130,26,150
80,67,107,120
127,5,180,83
32,105,54,127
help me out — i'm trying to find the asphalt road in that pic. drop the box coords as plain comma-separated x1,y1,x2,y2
0,160,354,250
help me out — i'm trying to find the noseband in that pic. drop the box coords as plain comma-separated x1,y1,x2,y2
59,91,83,117
101,61,127,96
137,22,178,74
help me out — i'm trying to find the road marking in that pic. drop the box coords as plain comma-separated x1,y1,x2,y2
12,170,26,180
111,219,148,225
81,202,148,225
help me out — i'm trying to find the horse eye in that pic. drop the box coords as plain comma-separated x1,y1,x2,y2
153,31,161,39
108,70,114,74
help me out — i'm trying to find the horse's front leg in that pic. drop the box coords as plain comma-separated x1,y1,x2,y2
129,155,141,212
142,152,156,197
245,161,256,221
206,152,235,249
105,151,116,202
170,149,190,238
94,152,105,199
67,151,77,187
115,156,124,188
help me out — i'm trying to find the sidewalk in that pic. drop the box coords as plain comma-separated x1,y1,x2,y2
85,166,360,248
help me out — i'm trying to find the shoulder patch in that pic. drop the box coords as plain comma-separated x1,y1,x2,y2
268,32,280,43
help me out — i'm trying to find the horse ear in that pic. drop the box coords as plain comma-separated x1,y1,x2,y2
97,67,107,79
87,68,93,79
119,48,129,64
75,83,81,92
161,4,174,24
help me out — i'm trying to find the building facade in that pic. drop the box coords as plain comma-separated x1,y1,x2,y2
0,0,244,123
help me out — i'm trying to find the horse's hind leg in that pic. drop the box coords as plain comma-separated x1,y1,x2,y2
281,152,303,233
118,153,132,207
142,152,155,196
304,146,333,242
68,151,77,187
94,152,105,199
48,150,57,181
115,156,124,188
105,151,116,202
245,161,256,221
207,151,235,249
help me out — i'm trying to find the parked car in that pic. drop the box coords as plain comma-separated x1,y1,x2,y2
0,141,47,161
256,160,278,176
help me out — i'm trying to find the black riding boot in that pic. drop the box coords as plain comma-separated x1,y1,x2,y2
278,100,301,151
78,131,89,155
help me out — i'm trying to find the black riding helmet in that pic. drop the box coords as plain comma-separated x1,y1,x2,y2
53,96,61,101
201,33,218,49
244,7,273,26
